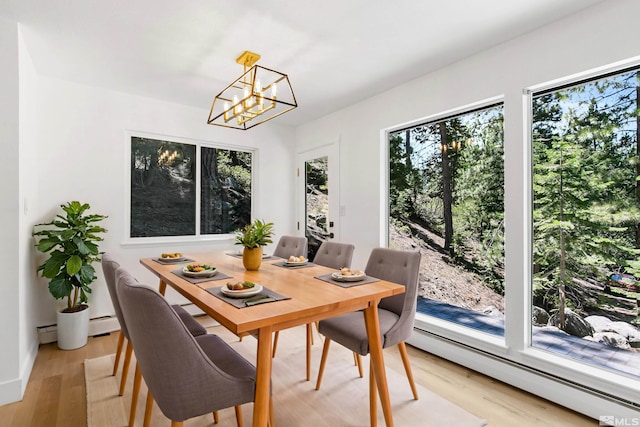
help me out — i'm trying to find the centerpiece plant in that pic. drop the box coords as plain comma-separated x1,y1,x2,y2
235,219,274,270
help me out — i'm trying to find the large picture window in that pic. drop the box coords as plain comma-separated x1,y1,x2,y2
129,135,252,239
388,103,505,336
531,67,640,378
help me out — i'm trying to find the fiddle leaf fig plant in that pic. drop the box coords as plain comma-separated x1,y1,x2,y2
33,201,107,312
234,219,274,249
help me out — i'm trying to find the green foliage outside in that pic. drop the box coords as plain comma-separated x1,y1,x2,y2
532,70,640,325
130,137,252,237
390,106,505,295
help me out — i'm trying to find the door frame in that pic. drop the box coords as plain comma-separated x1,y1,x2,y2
296,142,341,248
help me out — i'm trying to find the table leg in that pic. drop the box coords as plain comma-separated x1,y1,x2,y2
306,323,312,381
158,279,167,296
364,302,393,427
253,325,273,427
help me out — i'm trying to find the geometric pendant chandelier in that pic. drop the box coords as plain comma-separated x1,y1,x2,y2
207,51,298,130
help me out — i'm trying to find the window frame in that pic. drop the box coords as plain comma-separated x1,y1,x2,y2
382,95,506,340
123,130,257,245
523,61,640,398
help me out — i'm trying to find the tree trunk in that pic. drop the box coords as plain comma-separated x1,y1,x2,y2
440,123,454,255
404,129,417,206
201,148,219,234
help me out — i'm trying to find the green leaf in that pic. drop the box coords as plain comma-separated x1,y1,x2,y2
66,255,82,275
41,255,66,278
79,264,96,284
48,277,73,300
73,236,90,255
36,237,60,253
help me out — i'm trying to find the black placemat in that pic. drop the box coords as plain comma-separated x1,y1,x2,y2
206,286,291,308
153,257,195,264
171,268,233,284
272,261,316,269
225,251,279,261
314,272,380,288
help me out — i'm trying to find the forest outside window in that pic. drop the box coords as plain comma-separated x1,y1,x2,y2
130,136,252,239
388,103,504,336
531,67,640,379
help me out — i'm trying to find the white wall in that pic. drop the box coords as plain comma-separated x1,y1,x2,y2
18,23,40,402
0,15,21,406
295,0,640,419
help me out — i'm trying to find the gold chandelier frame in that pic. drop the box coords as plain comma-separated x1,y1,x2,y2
207,51,298,130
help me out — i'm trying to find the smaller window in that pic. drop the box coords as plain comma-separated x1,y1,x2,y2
129,135,253,239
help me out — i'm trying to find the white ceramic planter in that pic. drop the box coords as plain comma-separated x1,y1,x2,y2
56,305,90,350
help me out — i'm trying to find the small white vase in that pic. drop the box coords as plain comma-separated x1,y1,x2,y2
56,305,90,350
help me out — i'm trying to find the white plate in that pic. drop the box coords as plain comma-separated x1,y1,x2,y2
284,260,308,266
331,272,366,282
221,284,263,298
182,267,217,278
159,256,187,263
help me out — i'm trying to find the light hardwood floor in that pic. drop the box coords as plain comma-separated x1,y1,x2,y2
0,321,596,427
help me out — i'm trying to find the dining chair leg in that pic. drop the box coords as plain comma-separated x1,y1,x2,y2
119,341,133,396
354,352,363,378
306,323,312,381
269,397,275,427
113,331,125,376
170,421,183,427
398,342,419,400
315,338,331,390
234,405,243,427
272,331,279,358
129,363,142,427
369,362,378,427
213,410,219,423
143,391,154,427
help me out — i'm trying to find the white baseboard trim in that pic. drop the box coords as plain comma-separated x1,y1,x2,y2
36,304,216,345
37,316,121,345
407,328,639,421
0,376,22,407
0,339,39,406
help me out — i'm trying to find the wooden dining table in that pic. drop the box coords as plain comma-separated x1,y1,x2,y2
140,251,406,427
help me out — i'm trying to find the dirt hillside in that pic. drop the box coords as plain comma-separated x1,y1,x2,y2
390,222,505,313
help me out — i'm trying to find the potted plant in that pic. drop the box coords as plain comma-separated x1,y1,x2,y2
33,201,107,350
235,219,274,270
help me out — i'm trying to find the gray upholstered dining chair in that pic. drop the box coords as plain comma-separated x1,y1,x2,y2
115,266,268,427
272,240,356,380
314,247,421,420
272,235,308,259
313,241,355,270
102,253,207,427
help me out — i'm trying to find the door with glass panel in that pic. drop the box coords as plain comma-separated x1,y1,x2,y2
297,144,339,261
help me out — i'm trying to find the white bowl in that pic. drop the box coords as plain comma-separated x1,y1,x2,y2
182,267,217,278
220,284,263,298
331,272,366,282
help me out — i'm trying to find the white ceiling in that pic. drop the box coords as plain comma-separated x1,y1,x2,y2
2,0,604,127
